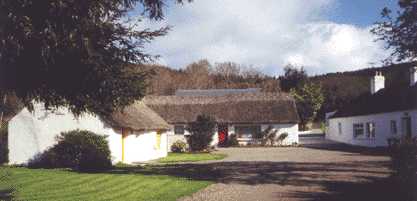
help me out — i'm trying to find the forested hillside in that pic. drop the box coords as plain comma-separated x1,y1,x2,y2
145,60,415,120
1,60,414,122
312,62,414,119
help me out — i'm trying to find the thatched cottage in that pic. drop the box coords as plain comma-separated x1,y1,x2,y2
8,102,171,165
8,89,300,165
144,91,300,147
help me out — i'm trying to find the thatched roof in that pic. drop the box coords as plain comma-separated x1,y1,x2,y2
105,101,171,131
143,93,299,124
332,84,417,118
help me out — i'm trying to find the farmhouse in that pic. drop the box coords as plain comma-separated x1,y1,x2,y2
8,89,299,165
144,91,300,147
326,67,417,147
8,102,171,165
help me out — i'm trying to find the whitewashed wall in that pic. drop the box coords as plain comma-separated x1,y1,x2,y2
261,124,299,145
123,131,167,163
166,128,218,151
327,110,417,147
166,123,298,150
8,104,167,165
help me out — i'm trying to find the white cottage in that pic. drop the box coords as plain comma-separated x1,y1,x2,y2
327,67,417,147
8,102,171,165
144,91,300,148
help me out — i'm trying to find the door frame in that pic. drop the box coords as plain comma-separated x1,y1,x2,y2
402,116,412,138
217,124,228,146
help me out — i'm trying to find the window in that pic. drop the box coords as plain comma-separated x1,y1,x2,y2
390,120,397,135
235,125,261,138
366,122,376,138
353,123,364,138
174,125,185,135
338,122,342,135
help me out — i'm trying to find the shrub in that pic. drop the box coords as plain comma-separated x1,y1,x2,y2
0,123,8,164
277,133,288,145
171,140,187,153
388,137,417,201
226,134,239,147
186,114,216,152
28,130,112,172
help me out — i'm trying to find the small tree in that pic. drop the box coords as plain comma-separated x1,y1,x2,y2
372,0,417,62
279,64,308,92
0,122,8,164
291,81,324,130
186,115,216,152
388,137,417,201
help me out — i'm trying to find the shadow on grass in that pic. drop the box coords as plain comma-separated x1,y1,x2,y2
0,189,13,201
0,168,14,201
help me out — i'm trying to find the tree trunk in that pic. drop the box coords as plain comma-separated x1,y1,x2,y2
0,94,7,127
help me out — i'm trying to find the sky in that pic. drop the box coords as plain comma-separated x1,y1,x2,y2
133,0,399,75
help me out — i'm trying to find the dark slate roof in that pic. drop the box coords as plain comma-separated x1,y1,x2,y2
144,93,299,124
331,84,417,118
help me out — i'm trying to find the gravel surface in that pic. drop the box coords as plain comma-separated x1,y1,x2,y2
176,141,392,201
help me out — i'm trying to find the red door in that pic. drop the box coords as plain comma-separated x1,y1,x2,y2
218,125,228,146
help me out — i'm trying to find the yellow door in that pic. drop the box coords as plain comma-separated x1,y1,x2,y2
155,131,162,150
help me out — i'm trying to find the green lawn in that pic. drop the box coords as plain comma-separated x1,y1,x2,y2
156,152,227,163
0,167,211,201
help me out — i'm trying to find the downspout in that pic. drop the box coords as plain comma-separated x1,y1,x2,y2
121,128,126,163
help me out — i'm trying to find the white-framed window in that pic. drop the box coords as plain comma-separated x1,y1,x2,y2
338,122,342,135
390,120,397,135
235,125,261,138
174,125,185,135
353,123,364,138
366,122,376,138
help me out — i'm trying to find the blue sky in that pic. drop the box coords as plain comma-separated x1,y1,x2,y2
134,0,399,75
327,0,399,27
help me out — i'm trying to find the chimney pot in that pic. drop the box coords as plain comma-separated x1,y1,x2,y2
370,71,385,94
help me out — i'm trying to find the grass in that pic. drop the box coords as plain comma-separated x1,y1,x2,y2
156,152,227,163
0,166,211,201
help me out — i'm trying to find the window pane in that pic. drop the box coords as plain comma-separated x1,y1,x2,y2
174,125,185,135
235,125,261,138
366,122,376,138
353,123,364,138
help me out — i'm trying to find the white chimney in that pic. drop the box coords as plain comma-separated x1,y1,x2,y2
410,66,417,86
370,71,385,94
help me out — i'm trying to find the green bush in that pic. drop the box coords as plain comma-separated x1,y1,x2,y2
171,140,187,153
0,123,8,164
226,134,239,147
186,115,216,152
388,137,417,201
28,130,112,172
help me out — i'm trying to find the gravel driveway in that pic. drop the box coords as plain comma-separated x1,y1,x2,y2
171,140,393,201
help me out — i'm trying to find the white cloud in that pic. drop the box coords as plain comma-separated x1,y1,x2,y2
137,0,389,75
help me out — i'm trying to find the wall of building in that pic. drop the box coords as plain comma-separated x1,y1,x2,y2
327,110,417,147
166,128,218,151
8,104,167,165
166,123,299,150
123,131,167,163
